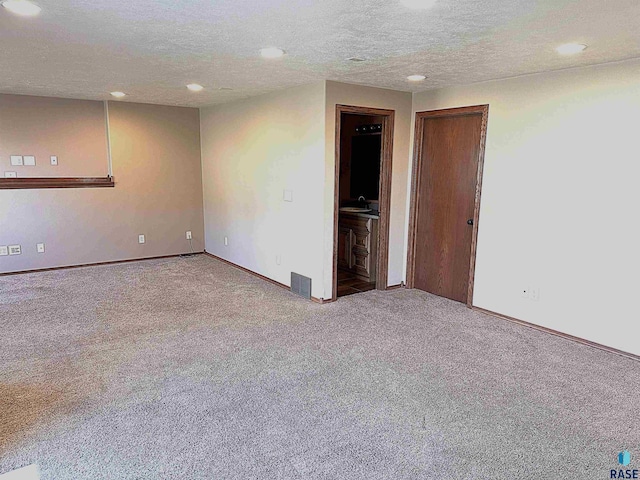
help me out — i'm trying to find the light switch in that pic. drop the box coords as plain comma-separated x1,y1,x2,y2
24,155,36,166
4,172,17,178
50,156,58,166
10,155,23,166
138,235,146,244
0,246,8,256
283,189,293,202
37,243,45,253
8,245,21,255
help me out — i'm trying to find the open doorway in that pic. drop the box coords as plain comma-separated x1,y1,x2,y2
332,105,394,300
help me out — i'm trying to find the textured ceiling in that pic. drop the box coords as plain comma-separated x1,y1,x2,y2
0,0,639,107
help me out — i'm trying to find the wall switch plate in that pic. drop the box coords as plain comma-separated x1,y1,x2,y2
50,155,58,166
224,236,228,246
0,246,8,256
4,172,17,178
37,243,45,253
138,235,145,244
8,245,21,255
186,231,192,240
10,155,23,166
283,189,293,202
23,155,36,166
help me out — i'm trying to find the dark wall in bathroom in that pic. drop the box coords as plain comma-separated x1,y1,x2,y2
338,113,384,206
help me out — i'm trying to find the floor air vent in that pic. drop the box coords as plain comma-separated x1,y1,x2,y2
291,272,312,299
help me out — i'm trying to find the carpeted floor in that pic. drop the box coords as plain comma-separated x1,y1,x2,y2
1,255,638,479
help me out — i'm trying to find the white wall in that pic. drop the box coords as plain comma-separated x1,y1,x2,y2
200,81,412,301
325,82,413,295
411,59,640,355
200,83,327,299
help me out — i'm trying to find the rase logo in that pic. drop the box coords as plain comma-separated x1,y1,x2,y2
611,451,639,479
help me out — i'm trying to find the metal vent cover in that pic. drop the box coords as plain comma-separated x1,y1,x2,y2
291,272,312,299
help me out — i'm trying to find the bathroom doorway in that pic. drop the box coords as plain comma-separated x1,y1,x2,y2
332,105,394,300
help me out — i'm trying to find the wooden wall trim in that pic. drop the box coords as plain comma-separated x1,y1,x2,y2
203,252,331,304
406,104,489,307
0,252,198,276
333,104,395,301
473,306,640,363
0,176,115,190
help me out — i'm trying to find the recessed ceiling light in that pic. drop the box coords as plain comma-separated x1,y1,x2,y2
260,47,285,59
110,91,126,98
399,0,437,9
1,0,41,16
407,74,427,82
556,43,588,55
187,84,204,92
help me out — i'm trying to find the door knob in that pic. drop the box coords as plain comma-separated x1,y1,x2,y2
467,219,474,226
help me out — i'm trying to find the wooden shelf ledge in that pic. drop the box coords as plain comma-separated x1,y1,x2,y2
0,177,114,190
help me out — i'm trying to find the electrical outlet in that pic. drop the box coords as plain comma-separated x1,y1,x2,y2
530,286,540,301
0,246,8,256
521,285,540,301
37,243,45,253
186,231,192,240
10,155,23,166
224,236,228,246
4,172,17,178
50,155,58,166
8,245,21,255
138,235,145,244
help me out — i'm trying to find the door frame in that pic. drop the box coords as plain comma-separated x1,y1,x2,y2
405,104,489,307
332,104,395,301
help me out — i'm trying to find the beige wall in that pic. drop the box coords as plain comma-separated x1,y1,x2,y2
6,64,635,354
200,81,412,300
200,83,327,299
411,59,640,355
0,94,108,178
0,99,204,273
325,81,413,295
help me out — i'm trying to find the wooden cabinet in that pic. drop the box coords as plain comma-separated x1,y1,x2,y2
338,214,378,281
338,225,352,270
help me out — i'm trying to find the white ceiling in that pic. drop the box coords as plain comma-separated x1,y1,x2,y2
1,0,639,107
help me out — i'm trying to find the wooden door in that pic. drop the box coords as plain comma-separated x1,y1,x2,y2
410,107,487,303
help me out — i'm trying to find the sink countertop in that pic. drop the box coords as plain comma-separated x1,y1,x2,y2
340,211,380,220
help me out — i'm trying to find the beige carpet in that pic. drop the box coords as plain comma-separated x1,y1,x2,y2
1,255,638,479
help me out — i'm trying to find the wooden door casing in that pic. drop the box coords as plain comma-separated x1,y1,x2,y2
332,105,395,301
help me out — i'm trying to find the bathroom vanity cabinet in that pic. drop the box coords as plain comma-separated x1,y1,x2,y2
337,213,378,282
